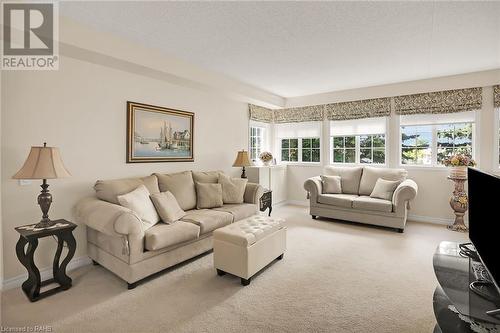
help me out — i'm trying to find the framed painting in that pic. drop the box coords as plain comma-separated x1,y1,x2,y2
127,101,194,163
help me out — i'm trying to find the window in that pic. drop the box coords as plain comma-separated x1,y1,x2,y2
301,138,321,162
281,138,298,162
249,126,265,161
400,111,476,167
275,121,322,163
401,125,432,165
330,117,387,164
332,136,356,163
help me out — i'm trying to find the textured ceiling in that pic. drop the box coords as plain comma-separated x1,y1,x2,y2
61,1,500,97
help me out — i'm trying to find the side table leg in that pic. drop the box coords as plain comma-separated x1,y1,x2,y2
15,236,40,301
53,231,76,289
268,206,272,217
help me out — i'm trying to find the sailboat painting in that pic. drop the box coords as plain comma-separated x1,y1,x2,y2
127,101,194,163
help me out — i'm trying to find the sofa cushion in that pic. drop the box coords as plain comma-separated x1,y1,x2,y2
359,167,407,196
320,175,342,194
94,175,159,205
218,174,248,204
181,209,233,234
323,166,363,195
370,178,401,201
117,185,160,230
192,170,222,184
196,183,223,209
317,194,358,208
150,191,186,224
144,221,200,251
155,171,197,211
213,204,258,222
352,196,393,213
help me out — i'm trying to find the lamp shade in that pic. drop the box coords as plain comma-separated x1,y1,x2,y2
232,150,252,167
12,145,71,179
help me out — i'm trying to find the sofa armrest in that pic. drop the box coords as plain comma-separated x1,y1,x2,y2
74,197,144,238
392,179,418,211
304,176,322,202
244,182,265,204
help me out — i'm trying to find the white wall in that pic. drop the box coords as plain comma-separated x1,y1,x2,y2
283,72,499,224
1,55,250,281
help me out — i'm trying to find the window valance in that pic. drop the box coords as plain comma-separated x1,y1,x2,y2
249,104,273,123
394,87,482,115
325,97,391,121
273,105,324,124
494,85,500,108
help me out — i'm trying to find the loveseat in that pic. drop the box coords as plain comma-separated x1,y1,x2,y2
75,170,264,288
303,166,418,232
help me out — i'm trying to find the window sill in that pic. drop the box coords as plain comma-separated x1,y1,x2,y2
399,165,449,171
280,162,322,167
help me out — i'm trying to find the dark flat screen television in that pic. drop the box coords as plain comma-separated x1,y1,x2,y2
468,167,500,294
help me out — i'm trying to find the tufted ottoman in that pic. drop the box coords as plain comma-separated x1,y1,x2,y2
213,215,286,286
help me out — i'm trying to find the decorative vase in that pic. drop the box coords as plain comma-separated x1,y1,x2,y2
450,166,467,179
263,160,271,166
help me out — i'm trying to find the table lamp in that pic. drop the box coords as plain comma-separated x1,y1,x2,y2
232,150,252,178
12,143,71,228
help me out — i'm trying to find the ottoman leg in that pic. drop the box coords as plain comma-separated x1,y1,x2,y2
216,269,226,276
241,277,251,286
277,253,284,260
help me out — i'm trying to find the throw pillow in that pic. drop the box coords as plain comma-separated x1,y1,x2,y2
154,171,197,211
218,173,248,204
117,185,160,230
320,175,342,194
370,178,401,201
150,191,186,224
195,183,223,209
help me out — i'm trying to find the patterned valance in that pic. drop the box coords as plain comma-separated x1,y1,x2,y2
394,87,482,115
249,104,273,123
494,85,500,108
325,97,391,121
273,105,324,123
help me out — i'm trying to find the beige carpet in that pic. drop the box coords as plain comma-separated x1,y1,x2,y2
1,205,467,332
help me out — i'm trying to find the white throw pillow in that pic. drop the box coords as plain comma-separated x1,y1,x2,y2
150,191,186,224
320,175,342,194
370,178,401,201
117,185,160,230
195,183,224,209
218,174,248,204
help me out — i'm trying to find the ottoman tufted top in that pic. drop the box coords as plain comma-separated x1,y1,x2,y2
213,215,285,247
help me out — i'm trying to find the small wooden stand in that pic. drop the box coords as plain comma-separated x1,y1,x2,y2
447,176,468,232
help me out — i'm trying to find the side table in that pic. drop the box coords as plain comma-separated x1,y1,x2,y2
260,190,272,216
15,219,77,302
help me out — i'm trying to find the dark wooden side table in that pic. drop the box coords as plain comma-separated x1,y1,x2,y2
15,219,77,302
260,190,272,216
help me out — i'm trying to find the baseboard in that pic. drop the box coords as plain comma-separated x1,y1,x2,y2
407,214,454,226
1,256,92,291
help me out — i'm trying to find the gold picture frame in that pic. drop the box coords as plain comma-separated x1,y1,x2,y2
127,101,194,163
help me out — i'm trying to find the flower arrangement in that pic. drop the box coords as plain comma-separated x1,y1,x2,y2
443,153,476,167
259,151,273,165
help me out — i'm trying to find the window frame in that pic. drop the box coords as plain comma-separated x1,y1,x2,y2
398,121,476,168
278,137,321,164
495,107,500,170
330,133,387,166
248,123,267,162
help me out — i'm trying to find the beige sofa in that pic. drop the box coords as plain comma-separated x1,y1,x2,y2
304,166,417,232
75,170,264,289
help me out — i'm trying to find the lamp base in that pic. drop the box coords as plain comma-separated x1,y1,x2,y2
241,166,247,179
34,219,57,229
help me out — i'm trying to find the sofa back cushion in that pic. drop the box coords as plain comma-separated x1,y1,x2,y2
323,166,363,195
192,170,222,184
94,175,159,205
359,166,407,196
155,171,197,211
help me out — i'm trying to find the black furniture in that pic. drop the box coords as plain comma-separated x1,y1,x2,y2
433,241,500,332
260,190,272,216
15,219,77,302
